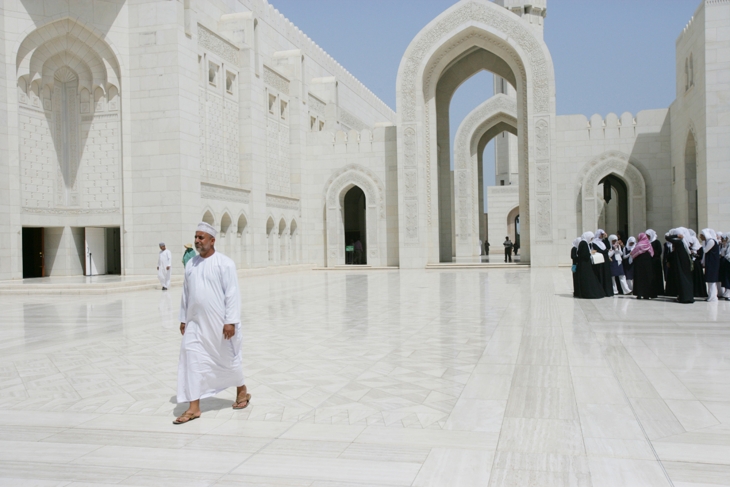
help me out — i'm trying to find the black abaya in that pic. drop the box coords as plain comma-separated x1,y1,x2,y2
632,252,655,299
576,241,605,299
692,250,708,298
571,247,579,297
666,236,694,303
651,240,664,296
591,241,614,297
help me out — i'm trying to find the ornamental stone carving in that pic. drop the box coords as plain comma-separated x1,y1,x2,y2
198,24,240,66
323,164,385,219
264,66,290,95
535,119,549,160
579,151,647,235
201,183,250,204
400,1,550,122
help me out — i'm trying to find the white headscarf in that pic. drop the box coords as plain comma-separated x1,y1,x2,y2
581,231,595,243
592,229,606,250
608,234,618,244
572,237,582,249
701,228,717,253
645,229,657,242
625,236,637,252
668,227,691,254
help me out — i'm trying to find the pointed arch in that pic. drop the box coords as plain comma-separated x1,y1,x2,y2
202,209,215,226
580,151,646,235
452,94,518,261
395,0,557,266
323,164,386,267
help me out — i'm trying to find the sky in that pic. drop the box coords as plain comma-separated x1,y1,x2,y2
269,0,700,209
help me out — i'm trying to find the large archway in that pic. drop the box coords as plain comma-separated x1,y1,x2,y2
453,93,518,262
396,0,556,267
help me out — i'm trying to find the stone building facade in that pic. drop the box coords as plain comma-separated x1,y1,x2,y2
0,0,727,279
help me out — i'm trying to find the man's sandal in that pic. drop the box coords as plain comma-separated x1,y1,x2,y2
233,393,251,410
173,412,201,425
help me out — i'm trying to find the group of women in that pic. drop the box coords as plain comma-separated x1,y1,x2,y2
571,227,730,303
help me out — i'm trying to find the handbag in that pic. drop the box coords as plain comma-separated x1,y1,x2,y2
591,253,605,265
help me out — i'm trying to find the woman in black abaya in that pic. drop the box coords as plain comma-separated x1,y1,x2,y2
630,233,655,299
591,229,614,297
646,230,664,297
665,228,694,304
688,230,708,299
575,232,605,299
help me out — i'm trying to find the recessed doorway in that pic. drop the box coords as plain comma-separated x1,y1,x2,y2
343,186,366,265
22,227,45,278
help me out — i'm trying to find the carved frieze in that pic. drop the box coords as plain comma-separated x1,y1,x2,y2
264,66,290,95
266,193,300,211
198,24,240,66
338,108,367,131
201,182,250,204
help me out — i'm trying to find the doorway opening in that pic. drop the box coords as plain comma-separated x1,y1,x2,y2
343,186,366,265
22,227,45,278
598,175,629,240
105,227,121,275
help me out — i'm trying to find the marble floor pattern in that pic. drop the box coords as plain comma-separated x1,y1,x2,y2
0,268,729,486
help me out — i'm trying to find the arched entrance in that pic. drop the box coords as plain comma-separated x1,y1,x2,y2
344,186,367,265
579,151,646,237
323,164,386,267
453,94,518,262
685,130,698,230
396,0,557,267
597,175,628,240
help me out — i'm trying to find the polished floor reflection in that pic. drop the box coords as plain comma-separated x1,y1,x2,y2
0,268,729,486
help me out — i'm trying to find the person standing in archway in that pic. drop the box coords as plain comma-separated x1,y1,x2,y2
503,236,513,263
174,222,250,424
157,243,172,291
353,238,363,265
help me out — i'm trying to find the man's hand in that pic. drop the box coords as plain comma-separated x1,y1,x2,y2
223,324,235,340
157,266,159,270
166,266,170,270
180,323,186,335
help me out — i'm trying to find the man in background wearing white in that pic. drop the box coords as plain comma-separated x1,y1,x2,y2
157,243,172,291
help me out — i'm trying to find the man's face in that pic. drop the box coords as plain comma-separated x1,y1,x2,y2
159,245,165,251
195,231,215,253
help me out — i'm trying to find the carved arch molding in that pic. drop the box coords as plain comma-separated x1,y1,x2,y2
453,94,517,249
579,151,647,235
396,0,556,267
323,164,385,267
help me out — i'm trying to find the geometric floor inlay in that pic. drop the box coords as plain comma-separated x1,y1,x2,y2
1,268,729,486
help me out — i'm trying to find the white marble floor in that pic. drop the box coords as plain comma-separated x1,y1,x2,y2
0,268,729,486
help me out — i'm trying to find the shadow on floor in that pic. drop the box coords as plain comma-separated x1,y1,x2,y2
170,395,234,416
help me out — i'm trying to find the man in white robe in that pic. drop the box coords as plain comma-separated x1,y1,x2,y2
157,243,172,290
174,222,249,424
